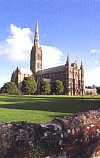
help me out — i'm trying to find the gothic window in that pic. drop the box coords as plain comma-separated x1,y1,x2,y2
37,54,42,60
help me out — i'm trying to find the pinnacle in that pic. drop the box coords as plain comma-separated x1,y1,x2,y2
34,19,39,46
35,19,38,33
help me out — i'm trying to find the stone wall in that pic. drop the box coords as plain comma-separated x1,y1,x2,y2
0,110,100,158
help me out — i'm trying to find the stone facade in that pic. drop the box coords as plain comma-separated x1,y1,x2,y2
11,20,84,95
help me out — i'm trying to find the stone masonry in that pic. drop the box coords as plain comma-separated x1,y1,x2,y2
0,110,100,158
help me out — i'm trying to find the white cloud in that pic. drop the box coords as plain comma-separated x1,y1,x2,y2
0,24,33,61
85,66,100,86
41,45,63,69
0,78,8,88
19,68,32,75
91,49,100,55
0,24,63,67
94,60,98,64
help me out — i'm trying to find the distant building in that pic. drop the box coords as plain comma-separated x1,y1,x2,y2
85,87,97,95
11,67,32,89
11,20,84,95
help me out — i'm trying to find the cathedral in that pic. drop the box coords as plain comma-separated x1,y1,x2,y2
11,21,84,95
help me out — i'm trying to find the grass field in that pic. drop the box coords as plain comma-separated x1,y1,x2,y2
0,95,100,123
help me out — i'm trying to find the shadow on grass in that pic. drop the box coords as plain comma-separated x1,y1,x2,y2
0,95,100,113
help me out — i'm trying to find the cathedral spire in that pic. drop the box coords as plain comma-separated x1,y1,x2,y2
34,19,39,46
30,20,42,74
66,54,70,65
80,61,83,69
75,60,78,68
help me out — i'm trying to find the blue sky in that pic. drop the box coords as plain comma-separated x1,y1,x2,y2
0,0,100,87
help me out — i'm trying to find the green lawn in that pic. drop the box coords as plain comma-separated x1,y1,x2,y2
0,95,100,123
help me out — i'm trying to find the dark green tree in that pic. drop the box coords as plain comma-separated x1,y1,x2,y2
0,82,19,94
21,76,37,94
51,80,64,95
39,79,51,95
97,86,100,94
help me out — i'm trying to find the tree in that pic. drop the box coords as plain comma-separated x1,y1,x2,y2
51,80,64,95
39,79,51,95
0,82,19,94
21,76,37,94
96,86,100,94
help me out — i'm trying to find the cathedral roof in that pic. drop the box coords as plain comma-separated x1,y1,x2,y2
36,65,66,75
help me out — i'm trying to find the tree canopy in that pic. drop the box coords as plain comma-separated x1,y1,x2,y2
39,79,51,95
51,80,64,95
97,86,100,94
21,76,37,94
0,82,19,94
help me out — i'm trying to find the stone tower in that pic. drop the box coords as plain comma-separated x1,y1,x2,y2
30,20,42,75
11,67,21,88
73,60,78,95
80,61,84,95
65,55,84,95
65,54,71,95
11,67,32,89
